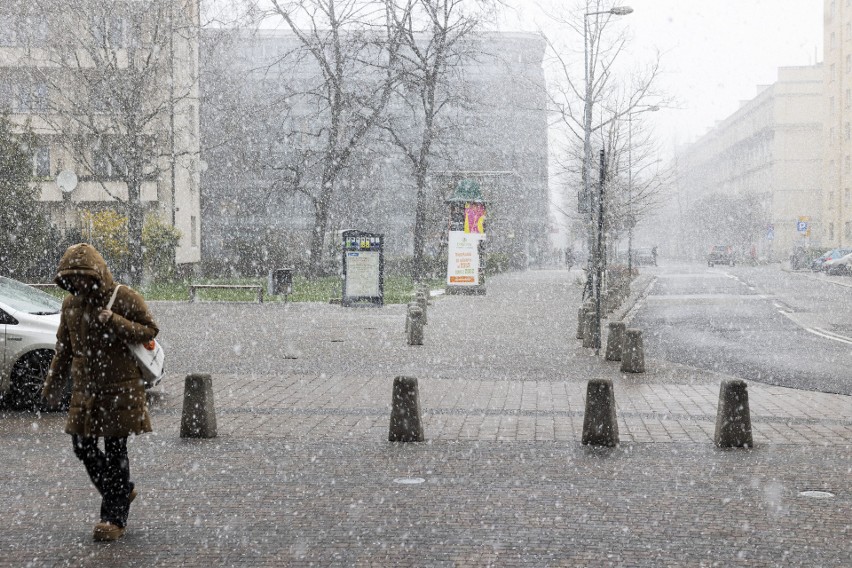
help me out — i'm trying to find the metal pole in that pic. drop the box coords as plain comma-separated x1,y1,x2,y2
594,149,605,354
582,15,594,300
627,112,633,275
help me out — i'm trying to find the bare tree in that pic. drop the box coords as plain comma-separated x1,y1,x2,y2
259,0,407,276
28,0,201,283
541,0,668,278
382,0,498,281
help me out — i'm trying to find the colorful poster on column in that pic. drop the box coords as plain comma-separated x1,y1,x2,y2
447,230,480,286
464,202,486,235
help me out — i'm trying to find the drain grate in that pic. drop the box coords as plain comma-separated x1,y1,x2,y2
799,490,835,499
393,477,425,485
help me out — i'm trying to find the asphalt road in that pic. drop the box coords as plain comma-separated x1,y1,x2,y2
629,263,852,395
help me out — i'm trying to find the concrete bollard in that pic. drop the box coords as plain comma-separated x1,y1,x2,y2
405,301,416,335
416,290,428,325
620,329,645,373
180,374,217,438
576,307,587,339
388,376,425,442
582,309,599,348
714,380,753,448
581,378,619,447
407,305,424,346
605,321,626,361
419,284,432,305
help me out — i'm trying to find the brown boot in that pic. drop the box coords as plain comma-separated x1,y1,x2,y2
129,488,138,503
93,522,125,542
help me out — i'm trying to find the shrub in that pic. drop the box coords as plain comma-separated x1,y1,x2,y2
142,216,181,282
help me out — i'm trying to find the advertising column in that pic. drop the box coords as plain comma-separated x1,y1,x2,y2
445,180,487,295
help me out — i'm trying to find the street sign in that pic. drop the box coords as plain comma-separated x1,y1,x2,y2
797,216,811,237
766,224,775,240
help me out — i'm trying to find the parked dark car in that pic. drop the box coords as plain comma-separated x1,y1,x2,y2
707,245,735,267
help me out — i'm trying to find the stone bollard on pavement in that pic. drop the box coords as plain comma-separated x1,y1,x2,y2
419,284,432,305
405,301,416,335
407,304,425,346
416,290,428,325
576,307,587,339
620,329,645,373
582,308,599,349
388,376,425,442
714,379,754,448
605,321,626,361
180,374,217,438
581,378,619,447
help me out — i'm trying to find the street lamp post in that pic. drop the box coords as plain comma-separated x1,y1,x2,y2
626,105,659,275
582,5,633,347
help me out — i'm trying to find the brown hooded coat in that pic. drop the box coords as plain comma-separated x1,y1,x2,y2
42,244,157,437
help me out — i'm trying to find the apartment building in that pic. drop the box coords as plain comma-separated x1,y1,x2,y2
824,0,852,247
0,0,201,266
675,65,824,260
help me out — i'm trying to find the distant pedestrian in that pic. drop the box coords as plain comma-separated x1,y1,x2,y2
565,248,575,269
651,246,658,266
41,243,158,542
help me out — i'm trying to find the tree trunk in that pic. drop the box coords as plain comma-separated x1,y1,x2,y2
308,175,334,277
126,179,144,286
411,167,429,282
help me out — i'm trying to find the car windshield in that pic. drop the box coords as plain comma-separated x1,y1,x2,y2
0,277,62,315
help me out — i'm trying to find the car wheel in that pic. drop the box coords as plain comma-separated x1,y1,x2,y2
7,350,54,411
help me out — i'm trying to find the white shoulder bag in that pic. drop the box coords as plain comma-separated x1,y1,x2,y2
106,284,165,388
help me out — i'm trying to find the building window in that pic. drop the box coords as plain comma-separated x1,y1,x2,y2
829,222,835,241
190,216,198,247
831,97,836,116
16,82,49,113
0,81,11,112
831,32,837,50
831,127,836,142
845,123,850,141
846,188,851,204
92,16,126,48
92,139,126,179
847,89,852,109
22,16,49,48
847,55,852,74
0,15,17,46
846,222,852,239
845,156,850,174
32,146,50,178
829,191,835,207
831,64,837,82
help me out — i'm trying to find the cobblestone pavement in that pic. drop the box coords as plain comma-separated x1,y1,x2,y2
1,269,850,566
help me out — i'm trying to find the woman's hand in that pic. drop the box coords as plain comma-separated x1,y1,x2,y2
98,309,113,324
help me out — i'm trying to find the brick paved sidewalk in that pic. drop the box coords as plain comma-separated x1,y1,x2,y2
1,269,850,567
137,268,851,446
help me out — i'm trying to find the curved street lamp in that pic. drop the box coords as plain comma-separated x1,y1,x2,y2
583,5,633,353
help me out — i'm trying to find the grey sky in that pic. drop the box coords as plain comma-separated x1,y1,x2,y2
502,0,824,150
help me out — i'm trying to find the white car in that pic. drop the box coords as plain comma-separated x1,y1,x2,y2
825,251,852,275
0,277,64,410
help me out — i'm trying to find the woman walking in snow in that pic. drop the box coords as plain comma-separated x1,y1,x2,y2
41,243,158,542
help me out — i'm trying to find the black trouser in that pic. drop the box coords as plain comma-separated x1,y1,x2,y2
72,435,134,528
